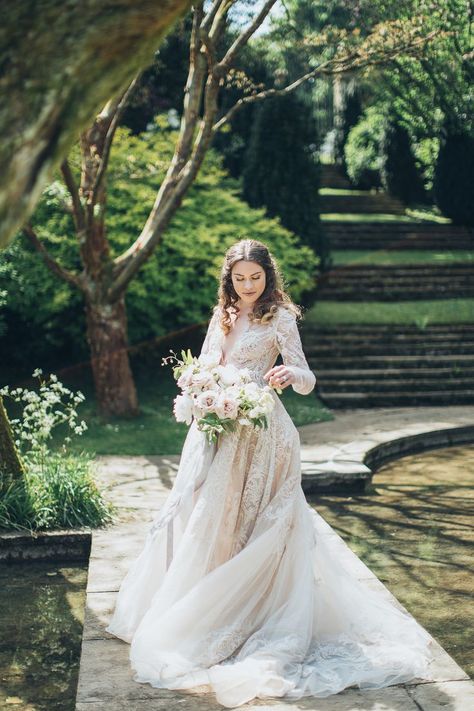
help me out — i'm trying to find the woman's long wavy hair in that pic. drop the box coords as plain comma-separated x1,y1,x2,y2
216,239,301,335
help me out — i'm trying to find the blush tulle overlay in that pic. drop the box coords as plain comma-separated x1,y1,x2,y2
105,305,436,708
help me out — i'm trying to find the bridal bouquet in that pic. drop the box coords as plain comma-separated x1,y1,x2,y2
162,349,276,443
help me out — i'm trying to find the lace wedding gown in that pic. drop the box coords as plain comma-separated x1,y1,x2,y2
106,305,435,708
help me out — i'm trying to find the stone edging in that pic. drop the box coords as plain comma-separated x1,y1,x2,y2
0,528,92,562
301,422,474,494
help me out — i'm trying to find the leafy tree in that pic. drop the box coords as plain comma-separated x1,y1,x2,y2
242,93,325,262
433,131,474,225
0,0,194,249
334,86,363,170
344,106,385,188
380,120,426,204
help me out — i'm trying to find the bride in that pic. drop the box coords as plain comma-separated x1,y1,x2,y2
106,238,435,708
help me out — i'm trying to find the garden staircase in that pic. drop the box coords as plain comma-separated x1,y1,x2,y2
317,263,474,301
307,163,474,407
303,324,474,407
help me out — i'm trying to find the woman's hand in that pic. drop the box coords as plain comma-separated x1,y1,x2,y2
263,365,295,390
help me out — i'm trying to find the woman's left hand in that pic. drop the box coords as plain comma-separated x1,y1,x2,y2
263,365,294,390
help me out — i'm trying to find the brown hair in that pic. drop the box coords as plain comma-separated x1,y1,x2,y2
215,239,301,335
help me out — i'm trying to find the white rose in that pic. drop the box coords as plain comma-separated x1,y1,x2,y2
215,393,239,420
198,351,221,368
243,381,260,398
173,394,194,424
195,389,218,413
217,363,242,386
191,369,217,391
177,366,195,389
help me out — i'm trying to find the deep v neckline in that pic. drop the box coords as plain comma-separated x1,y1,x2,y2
220,308,253,365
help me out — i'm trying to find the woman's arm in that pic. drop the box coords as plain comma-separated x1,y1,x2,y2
199,307,219,357
271,307,317,395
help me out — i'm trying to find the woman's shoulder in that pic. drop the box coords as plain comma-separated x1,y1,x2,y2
274,303,299,325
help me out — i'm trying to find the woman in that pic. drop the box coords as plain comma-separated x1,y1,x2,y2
106,239,435,708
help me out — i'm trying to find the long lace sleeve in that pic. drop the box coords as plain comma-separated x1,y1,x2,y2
199,307,220,357
275,307,316,395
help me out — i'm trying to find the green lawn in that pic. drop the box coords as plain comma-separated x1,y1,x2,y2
331,250,474,266
320,188,384,196
50,368,332,457
321,213,423,223
305,299,474,326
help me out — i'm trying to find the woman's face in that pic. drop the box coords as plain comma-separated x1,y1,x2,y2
231,259,266,307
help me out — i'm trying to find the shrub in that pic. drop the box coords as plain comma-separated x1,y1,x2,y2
241,93,327,265
380,120,427,205
433,131,474,225
0,371,114,531
344,106,385,189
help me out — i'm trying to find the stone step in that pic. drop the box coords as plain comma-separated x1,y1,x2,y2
315,366,474,378
320,165,351,189
317,377,473,393
316,288,474,301
307,344,474,356
320,195,406,214
321,263,474,275
317,390,474,407
303,324,474,335
324,223,474,250
307,354,474,369
305,333,474,345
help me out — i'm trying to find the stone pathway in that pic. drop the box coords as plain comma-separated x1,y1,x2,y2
75,406,474,710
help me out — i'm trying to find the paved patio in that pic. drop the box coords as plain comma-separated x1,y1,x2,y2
75,406,474,710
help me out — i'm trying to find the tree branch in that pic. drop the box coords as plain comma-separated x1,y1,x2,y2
91,75,140,204
60,159,86,231
213,29,440,131
23,224,83,290
216,0,277,72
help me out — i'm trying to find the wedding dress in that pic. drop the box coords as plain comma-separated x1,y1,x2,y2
106,304,435,708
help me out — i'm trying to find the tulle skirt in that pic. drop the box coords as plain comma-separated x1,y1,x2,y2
106,395,435,707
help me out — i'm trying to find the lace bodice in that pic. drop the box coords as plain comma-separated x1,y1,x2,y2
200,305,316,395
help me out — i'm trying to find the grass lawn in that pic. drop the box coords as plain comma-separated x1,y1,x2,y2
305,299,474,326
320,188,386,196
321,213,423,223
331,250,474,266
50,368,332,457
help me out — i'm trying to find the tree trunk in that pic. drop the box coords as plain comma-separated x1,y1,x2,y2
0,396,26,492
85,298,139,418
0,0,193,250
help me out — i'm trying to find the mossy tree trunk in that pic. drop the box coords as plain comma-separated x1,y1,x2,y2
0,0,194,250
84,298,139,419
0,397,26,493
